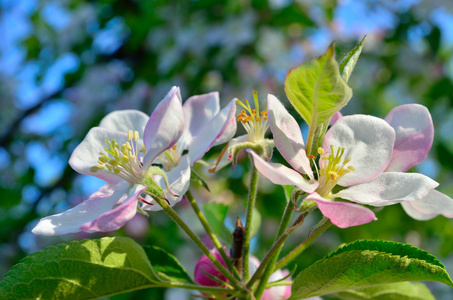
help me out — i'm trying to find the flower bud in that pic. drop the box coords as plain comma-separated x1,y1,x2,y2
194,249,228,287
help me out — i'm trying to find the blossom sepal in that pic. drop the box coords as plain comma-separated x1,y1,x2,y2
229,139,274,168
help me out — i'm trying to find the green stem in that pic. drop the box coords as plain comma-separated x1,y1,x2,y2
252,198,294,298
151,195,243,291
274,220,332,271
160,282,235,294
185,189,241,279
247,212,305,290
242,163,260,281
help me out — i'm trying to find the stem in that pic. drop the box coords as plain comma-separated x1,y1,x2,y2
252,199,294,298
151,195,243,291
247,213,305,290
160,282,235,294
185,190,240,279
242,163,260,281
274,220,332,271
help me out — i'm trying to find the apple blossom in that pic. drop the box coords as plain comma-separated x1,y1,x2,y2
248,95,439,228
32,87,237,235
209,91,274,172
333,104,453,221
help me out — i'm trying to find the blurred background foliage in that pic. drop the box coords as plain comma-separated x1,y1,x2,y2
1,0,453,299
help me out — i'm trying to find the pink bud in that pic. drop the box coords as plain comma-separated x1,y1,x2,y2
194,249,228,287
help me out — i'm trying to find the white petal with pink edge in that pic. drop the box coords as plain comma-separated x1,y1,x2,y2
384,104,434,172
189,99,237,164
307,192,377,228
401,189,453,220
323,115,395,187
99,110,149,134
268,94,313,179
247,149,318,193
336,172,438,207
31,181,131,235
69,127,128,185
80,185,147,232
143,86,184,168
180,92,220,151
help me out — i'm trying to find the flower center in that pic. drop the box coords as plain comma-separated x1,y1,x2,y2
236,91,269,143
90,130,146,185
315,146,355,198
157,145,180,172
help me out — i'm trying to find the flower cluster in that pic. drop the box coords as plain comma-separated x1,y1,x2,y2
32,87,237,235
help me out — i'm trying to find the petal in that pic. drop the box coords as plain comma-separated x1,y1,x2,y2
262,269,292,300
143,86,184,168
79,185,147,232
329,111,343,126
32,182,131,235
384,104,434,172
401,190,453,220
142,155,191,211
99,110,149,134
323,115,395,187
247,149,318,193
307,192,377,228
69,127,128,184
268,94,313,179
189,99,237,164
179,92,220,150
336,172,439,207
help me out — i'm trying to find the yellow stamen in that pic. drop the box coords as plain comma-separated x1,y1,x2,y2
318,147,325,155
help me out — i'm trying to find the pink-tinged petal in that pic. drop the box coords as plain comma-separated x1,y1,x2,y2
329,111,343,126
142,155,191,211
143,86,184,168
179,92,220,150
307,192,377,228
32,182,131,235
79,185,147,232
69,127,128,184
99,110,149,134
323,115,395,187
262,269,292,300
268,94,313,179
384,104,434,172
336,172,438,207
401,190,453,220
247,149,318,193
189,99,237,164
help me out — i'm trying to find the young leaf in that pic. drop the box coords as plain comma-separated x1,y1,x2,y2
284,43,353,155
0,237,161,300
290,240,453,299
335,282,435,300
143,246,193,284
339,36,366,83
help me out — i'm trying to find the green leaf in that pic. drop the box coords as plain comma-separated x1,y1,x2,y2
339,36,366,83
290,240,453,299
143,246,193,284
203,202,231,243
282,185,294,203
0,237,160,300
191,169,210,192
284,43,353,155
335,282,435,300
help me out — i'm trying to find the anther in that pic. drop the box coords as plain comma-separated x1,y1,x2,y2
128,130,133,140
318,147,325,155
134,131,139,141
343,157,352,164
172,145,177,150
